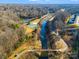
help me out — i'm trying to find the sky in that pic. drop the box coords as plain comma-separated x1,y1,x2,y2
0,0,79,4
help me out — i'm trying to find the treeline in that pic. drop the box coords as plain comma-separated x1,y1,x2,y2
0,4,48,18
0,4,79,18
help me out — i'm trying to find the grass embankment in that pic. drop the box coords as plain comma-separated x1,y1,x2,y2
7,18,33,57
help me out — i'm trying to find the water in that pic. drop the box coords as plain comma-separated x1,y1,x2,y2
23,18,49,59
23,18,32,23
39,57,48,59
